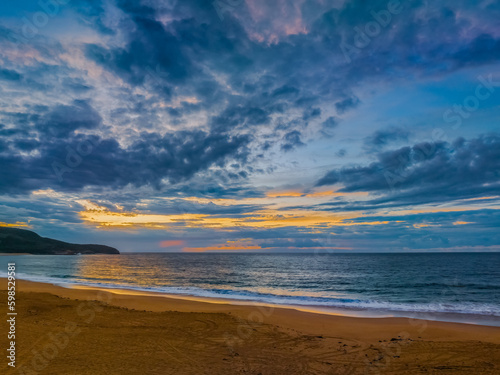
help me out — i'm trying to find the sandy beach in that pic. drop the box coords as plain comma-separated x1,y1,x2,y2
0,279,498,374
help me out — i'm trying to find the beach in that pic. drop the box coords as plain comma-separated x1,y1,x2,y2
1,0,500,373
1,279,499,374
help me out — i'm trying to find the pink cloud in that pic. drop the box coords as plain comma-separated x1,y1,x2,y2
159,240,185,248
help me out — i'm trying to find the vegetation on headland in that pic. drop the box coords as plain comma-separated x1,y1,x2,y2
0,227,119,255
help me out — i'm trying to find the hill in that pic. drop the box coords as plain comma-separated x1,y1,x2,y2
0,227,119,255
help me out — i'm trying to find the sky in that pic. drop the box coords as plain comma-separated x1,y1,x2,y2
0,0,499,252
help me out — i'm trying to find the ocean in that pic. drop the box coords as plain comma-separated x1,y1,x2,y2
1,252,499,326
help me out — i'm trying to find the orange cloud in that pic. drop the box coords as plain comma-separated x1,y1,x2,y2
453,221,474,225
183,239,261,252
306,190,336,197
160,240,185,247
266,190,304,198
266,190,369,199
0,221,32,229
183,244,353,253
182,237,354,253
78,202,402,230
462,196,499,202
412,223,439,229
183,245,262,252
306,190,370,198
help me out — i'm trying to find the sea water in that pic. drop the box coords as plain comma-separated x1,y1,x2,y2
1,252,499,325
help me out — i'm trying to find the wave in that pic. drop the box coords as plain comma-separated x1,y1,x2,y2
3,271,500,319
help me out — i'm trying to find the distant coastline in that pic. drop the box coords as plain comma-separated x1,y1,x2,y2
0,253,31,256
0,227,119,255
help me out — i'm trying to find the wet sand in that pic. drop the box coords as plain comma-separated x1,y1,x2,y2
1,279,499,374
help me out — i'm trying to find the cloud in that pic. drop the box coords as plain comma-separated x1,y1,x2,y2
1,0,500,252
159,240,185,248
0,68,22,81
336,149,347,157
322,116,338,130
0,101,252,193
281,130,305,152
316,134,500,207
0,221,32,228
320,116,339,137
38,100,102,138
335,96,360,114
364,127,410,151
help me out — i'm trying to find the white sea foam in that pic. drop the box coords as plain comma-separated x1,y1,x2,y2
3,271,500,320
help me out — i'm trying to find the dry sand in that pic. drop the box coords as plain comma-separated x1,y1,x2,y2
1,279,499,374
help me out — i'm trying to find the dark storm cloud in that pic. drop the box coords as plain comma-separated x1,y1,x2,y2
84,0,255,102
12,1,500,130
84,18,190,91
38,100,102,138
0,101,252,193
316,134,500,206
140,198,263,216
160,180,265,200
210,104,274,132
1,0,500,199
310,0,500,86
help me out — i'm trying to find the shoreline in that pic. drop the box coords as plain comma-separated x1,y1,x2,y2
4,278,500,343
3,275,500,327
2,278,500,374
